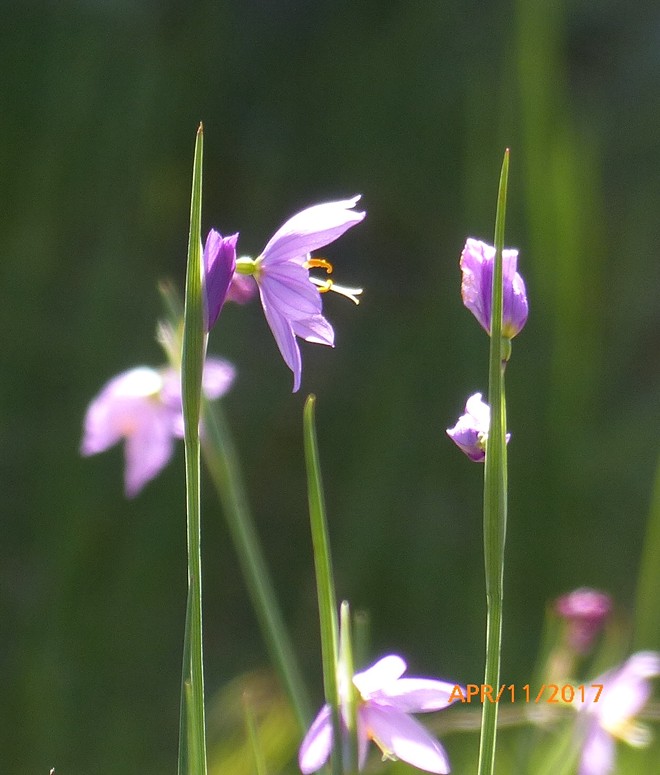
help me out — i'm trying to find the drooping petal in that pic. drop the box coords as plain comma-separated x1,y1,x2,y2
258,286,303,392
260,196,365,266
203,229,238,331
579,723,615,775
362,704,451,774
372,678,460,713
447,393,510,463
81,367,164,455
259,260,325,319
299,704,334,774
123,401,176,497
353,655,407,697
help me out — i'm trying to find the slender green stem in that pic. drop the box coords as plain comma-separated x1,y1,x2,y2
339,601,358,775
179,123,208,775
303,395,342,775
477,149,510,775
200,399,312,730
633,451,660,651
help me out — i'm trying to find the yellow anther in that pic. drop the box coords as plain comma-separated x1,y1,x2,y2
317,279,334,293
306,257,334,274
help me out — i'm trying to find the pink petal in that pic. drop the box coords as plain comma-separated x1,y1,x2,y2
579,723,615,775
353,655,407,697
373,678,460,713
201,357,237,399
123,403,175,497
260,196,365,266
362,704,451,774
299,704,333,774
81,367,163,455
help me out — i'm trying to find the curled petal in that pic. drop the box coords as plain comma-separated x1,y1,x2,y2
362,704,451,774
203,230,238,331
299,704,333,774
353,655,407,697
260,196,365,266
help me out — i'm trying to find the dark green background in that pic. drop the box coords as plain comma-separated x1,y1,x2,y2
2,1,659,772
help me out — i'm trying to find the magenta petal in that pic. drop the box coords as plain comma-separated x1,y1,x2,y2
363,704,451,774
203,229,238,331
299,704,333,774
373,678,460,713
260,196,365,266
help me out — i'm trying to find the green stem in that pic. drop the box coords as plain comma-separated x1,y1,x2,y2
200,399,312,730
303,395,342,775
477,149,510,775
179,123,208,775
339,601,358,775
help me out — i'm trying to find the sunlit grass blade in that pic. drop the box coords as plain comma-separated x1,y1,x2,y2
303,395,342,775
178,122,208,775
477,149,510,775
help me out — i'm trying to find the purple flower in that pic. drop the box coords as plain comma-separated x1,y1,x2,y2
81,357,235,497
555,588,612,654
234,196,365,392
203,229,237,331
446,393,510,462
460,238,528,339
299,654,459,774
579,651,660,775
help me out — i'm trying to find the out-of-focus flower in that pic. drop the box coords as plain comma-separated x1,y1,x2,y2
225,272,258,304
299,654,459,774
233,196,365,392
81,357,235,497
555,588,612,654
579,651,660,775
446,393,510,462
460,238,528,339
203,229,237,330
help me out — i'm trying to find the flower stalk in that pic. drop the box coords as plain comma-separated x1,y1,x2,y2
477,149,510,775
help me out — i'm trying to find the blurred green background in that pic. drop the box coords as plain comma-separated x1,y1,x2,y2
2,0,660,772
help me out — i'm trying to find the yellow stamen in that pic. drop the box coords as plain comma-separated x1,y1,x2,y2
317,279,334,294
305,257,334,274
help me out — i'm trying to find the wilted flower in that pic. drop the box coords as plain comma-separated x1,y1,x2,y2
229,196,365,392
555,588,612,654
460,238,528,339
81,357,235,497
446,393,510,462
579,651,660,775
299,654,459,774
